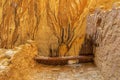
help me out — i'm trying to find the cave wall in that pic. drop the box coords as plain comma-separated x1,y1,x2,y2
87,8,120,80
0,0,91,57
0,0,120,57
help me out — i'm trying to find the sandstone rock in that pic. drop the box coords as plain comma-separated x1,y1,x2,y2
0,0,120,79
4,41,38,80
1,0,119,57
87,8,120,80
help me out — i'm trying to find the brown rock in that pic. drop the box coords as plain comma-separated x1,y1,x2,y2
87,8,120,80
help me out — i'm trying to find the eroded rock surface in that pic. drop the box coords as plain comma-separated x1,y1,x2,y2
0,0,119,57
87,8,120,80
0,0,120,80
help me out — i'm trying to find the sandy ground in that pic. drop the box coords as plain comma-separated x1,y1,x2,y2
29,63,104,80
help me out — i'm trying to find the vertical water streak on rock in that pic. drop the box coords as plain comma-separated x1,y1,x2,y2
32,0,40,40
0,0,16,48
0,0,120,57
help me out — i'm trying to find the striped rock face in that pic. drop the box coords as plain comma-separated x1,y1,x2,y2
0,0,120,57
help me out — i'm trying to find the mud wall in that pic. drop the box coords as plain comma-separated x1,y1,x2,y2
87,8,120,80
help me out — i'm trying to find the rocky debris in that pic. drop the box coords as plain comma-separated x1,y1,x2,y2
0,49,16,73
87,8,120,80
0,48,20,65
0,40,37,80
0,40,104,80
5,50,17,59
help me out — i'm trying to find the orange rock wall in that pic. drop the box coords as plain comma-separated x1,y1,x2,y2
0,0,120,56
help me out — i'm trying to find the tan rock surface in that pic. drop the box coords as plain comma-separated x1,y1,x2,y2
87,8,120,80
